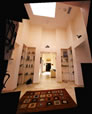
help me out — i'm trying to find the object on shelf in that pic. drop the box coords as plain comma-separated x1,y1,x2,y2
21,56,23,60
72,71,74,74
26,56,30,61
61,59,63,62
61,65,69,67
63,51,68,57
28,52,31,54
32,52,35,54
29,64,30,68
26,64,28,68
33,56,35,61
70,50,72,54
18,73,23,76
30,72,34,75
62,58,68,63
31,64,33,68
62,72,69,73
65,58,68,62
24,72,29,76
20,64,23,67
22,49,24,52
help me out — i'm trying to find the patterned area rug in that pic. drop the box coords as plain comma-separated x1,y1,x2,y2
17,89,77,114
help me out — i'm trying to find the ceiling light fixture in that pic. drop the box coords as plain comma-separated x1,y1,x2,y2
30,2,56,18
67,7,72,14
76,35,82,39
45,45,50,48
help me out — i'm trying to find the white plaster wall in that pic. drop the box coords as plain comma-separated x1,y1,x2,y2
70,9,92,86
40,28,56,53
71,10,87,43
33,48,41,83
56,28,68,82
41,28,56,49
65,7,92,86
66,23,73,47
26,23,42,83
56,28,68,49
75,40,92,86
80,2,90,27
27,24,42,47
56,48,62,82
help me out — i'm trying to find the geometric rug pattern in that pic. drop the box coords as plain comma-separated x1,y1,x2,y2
16,89,77,114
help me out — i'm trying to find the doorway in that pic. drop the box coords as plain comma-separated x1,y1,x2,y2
39,52,56,82
46,63,51,71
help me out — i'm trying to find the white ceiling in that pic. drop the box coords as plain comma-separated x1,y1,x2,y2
24,1,89,29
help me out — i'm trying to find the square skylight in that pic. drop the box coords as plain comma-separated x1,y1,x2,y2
30,2,56,18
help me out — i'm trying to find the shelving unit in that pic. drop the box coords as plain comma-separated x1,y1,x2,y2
61,49,69,82
24,47,35,83
61,47,74,82
17,44,27,85
17,45,36,86
68,47,74,81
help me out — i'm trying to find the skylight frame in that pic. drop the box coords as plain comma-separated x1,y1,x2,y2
30,2,56,18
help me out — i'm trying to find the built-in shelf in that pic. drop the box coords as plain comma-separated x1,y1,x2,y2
61,47,74,82
17,44,36,86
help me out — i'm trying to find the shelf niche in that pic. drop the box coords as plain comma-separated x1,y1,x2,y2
17,45,36,86
61,47,74,82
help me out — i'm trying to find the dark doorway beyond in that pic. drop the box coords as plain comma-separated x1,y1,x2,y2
46,63,51,71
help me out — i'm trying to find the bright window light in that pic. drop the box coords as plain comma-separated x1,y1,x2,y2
30,2,56,18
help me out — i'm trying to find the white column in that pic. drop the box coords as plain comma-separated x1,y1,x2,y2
56,49,62,82
33,48,40,83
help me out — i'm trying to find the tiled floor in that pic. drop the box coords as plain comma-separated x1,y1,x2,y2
15,72,79,103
